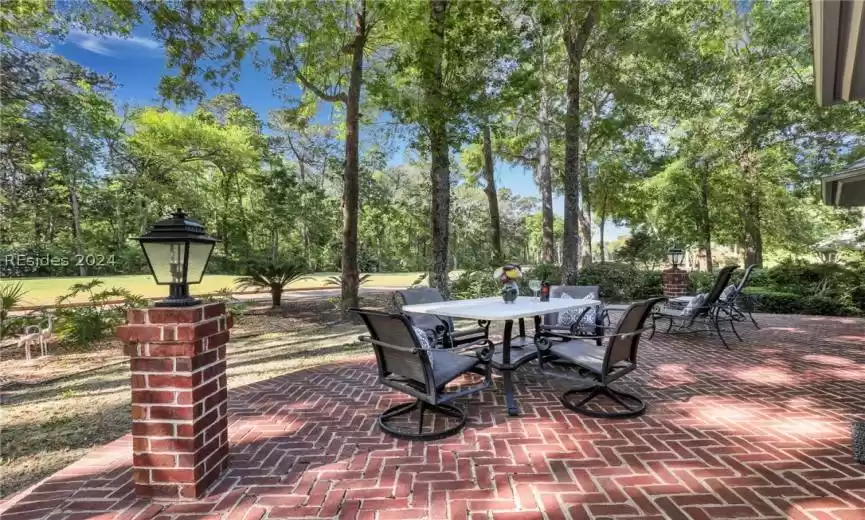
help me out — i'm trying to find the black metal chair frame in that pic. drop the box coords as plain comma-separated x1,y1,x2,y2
534,297,666,419
353,308,493,441
395,288,491,349
723,264,760,329
649,265,741,349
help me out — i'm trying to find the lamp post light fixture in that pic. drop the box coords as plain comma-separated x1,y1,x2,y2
667,247,684,270
136,209,217,307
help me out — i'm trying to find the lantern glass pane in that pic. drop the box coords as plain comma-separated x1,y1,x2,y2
141,241,188,285
186,242,214,284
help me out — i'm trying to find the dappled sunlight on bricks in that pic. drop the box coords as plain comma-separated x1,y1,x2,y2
1,313,864,519
804,354,859,367
733,365,797,385
647,363,698,388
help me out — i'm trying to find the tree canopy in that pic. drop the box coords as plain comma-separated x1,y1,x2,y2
2,0,863,294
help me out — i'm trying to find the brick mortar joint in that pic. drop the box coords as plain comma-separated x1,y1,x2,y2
130,356,226,376
131,370,225,392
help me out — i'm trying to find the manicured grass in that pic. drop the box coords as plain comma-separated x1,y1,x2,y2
8,272,421,307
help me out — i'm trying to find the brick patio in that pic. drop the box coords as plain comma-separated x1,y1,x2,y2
2,314,864,520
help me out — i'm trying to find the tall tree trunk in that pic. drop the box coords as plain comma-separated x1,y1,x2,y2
580,209,592,266
538,52,554,264
68,177,87,277
425,0,451,298
561,4,598,284
598,193,607,263
340,0,366,312
580,160,592,266
739,150,763,267
481,123,502,264
63,144,87,276
221,216,230,257
699,166,713,273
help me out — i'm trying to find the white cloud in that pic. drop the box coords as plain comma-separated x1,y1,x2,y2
67,29,161,57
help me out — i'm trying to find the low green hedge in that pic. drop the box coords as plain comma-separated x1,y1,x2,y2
744,287,860,316
575,263,663,302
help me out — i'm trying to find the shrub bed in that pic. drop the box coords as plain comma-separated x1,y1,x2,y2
448,259,862,317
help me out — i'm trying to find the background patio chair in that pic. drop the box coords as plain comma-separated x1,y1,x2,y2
540,285,609,345
395,288,490,348
724,264,760,329
650,265,740,348
534,297,665,418
353,308,493,441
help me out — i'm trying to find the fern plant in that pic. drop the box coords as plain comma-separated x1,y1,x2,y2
235,260,310,308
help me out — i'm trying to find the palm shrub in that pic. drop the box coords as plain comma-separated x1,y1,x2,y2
0,281,28,340
235,260,310,308
55,279,148,348
525,263,562,284
325,273,372,287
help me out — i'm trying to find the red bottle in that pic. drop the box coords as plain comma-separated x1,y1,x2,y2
539,281,551,302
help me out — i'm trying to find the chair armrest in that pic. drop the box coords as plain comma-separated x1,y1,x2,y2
450,338,495,363
357,335,418,354
542,322,615,336
540,328,654,342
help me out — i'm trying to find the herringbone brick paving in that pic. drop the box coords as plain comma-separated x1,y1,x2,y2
2,314,863,520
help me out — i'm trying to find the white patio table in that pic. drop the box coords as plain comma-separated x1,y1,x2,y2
402,295,601,416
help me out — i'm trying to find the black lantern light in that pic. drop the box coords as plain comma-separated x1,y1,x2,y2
136,209,217,307
667,247,684,270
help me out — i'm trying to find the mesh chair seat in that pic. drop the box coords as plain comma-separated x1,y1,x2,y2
548,339,631,377
430,350,481,389
654,308,689,318
384,349,480,393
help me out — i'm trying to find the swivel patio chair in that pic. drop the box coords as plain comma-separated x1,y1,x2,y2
649,265,740,349
395,287,490,349
353,308,493,441
534,297,665,418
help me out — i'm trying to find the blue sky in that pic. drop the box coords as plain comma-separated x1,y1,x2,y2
57,28,627,241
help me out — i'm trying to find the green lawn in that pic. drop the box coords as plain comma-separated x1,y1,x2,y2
10,272,421,307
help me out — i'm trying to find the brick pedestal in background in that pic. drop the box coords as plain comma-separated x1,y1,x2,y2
116,303,233,501
661,267,689,298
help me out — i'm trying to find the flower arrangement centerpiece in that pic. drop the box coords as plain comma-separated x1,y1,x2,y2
494,263,522,304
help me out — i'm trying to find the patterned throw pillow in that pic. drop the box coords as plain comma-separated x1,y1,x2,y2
682,293,707,316
556,293,580,327
578,293,598,327
719,284,736,302
412,325,435,368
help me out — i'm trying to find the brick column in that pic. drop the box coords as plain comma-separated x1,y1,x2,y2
116,303,233,501
661,267,689,298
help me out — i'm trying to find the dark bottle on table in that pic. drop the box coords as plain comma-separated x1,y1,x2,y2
539,280,551,302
